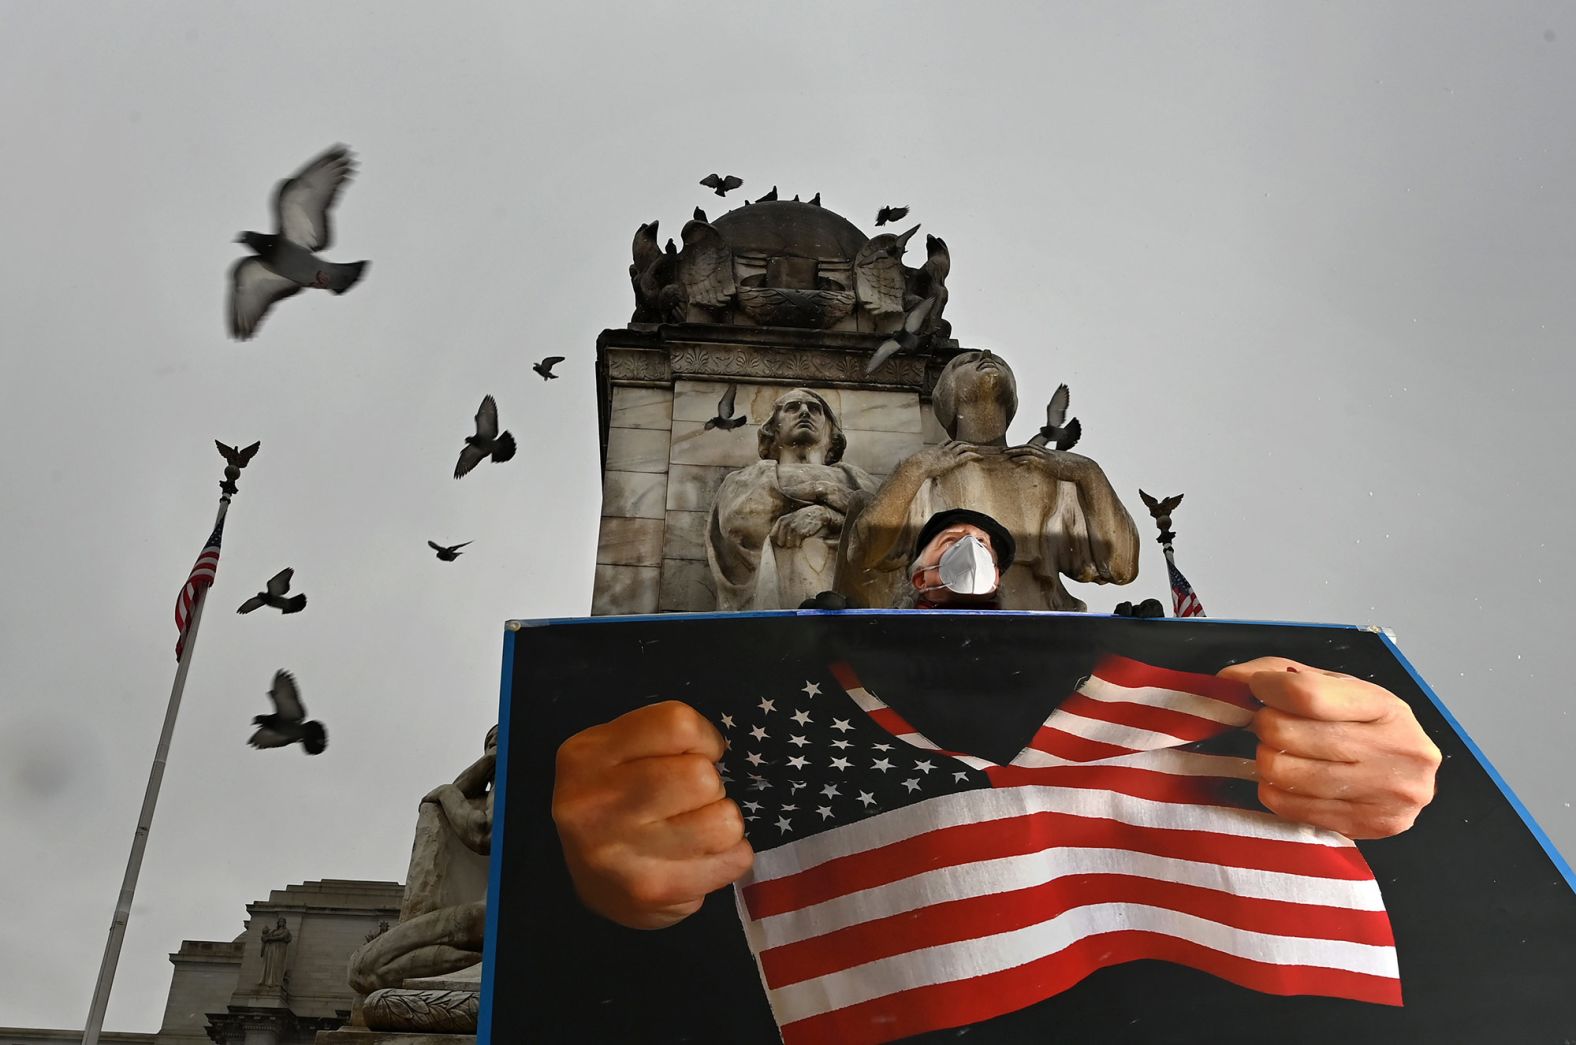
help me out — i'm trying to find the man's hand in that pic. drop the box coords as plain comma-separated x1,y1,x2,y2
1219,658,1442,839
552,701,753,930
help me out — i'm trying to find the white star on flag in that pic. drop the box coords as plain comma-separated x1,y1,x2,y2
802,681,821,697
791,709,813,726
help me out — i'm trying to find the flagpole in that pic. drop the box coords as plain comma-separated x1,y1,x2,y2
83,448,249,1045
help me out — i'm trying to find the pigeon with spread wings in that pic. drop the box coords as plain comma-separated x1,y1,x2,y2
875,204,910,226
453,395,516,478
1026,383,1082,451
228,144,369,340
532,356,565,380
699,173,743,196
249,670,327,755
237,568,307,614
704,383,748,431
429,540,472,562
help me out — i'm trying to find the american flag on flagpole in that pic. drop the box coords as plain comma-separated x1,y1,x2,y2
716,655,1399,1045
1165,545,1207,618
174,518,224,661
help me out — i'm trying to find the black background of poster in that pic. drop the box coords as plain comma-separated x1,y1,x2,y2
484,612,1576,1044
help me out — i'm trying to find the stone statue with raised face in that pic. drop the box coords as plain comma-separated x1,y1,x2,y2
705,388,877,610
837,351,1139,610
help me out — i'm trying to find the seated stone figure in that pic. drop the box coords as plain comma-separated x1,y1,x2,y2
837,351,1139,610
705,388,876,610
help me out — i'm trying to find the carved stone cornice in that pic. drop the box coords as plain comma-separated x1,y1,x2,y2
362,988,480,1033
598,324,961,394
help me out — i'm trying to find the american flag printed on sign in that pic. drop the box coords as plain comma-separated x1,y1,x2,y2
174,519,224,661
1166,547,1206,618
715,655,1400,1045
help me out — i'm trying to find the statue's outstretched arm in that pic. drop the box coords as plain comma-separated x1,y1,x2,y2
1006,447,1139,584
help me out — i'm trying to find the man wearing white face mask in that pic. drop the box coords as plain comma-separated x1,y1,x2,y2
901,508,1016,609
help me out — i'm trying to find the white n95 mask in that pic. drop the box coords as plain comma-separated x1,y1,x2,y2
935,535,998,595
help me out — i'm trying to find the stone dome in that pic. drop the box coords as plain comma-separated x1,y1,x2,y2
711,200,869,262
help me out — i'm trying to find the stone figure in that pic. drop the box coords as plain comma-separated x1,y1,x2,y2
258,917,291,988
705,389,877,610
837,350,1140,611
348,726,495,1004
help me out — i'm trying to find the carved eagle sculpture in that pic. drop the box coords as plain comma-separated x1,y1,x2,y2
853,224,920,317
677,217,736,312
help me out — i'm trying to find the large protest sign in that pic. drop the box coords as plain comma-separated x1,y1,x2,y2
480,611,1576,1043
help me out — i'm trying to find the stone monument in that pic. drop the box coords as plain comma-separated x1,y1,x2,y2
837,350,1140,611
259,917,292,989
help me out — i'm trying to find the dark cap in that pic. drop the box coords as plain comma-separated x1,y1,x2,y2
913,509,1016,572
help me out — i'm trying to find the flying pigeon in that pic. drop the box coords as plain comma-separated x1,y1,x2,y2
865,296,936,374
756,185,779,203
533,356,565,380
228,144,369,340
875,205,910,226
453,395,516,478
699,173,743,196
237,568,307,615
249,670,327,755
693,206,708,223
1026,384,1082,451
704,383,748,430
428,540,472,562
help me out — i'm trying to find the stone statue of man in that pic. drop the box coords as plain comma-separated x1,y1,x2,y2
705,388,876,610
259,916,291,988
837,351,1139,610
348,726,496,996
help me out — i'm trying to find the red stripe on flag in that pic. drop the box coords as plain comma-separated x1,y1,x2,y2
1019,726,1143,763
1091,656,1256,710
984,764,1248,806
761,870,1396,988
778,930,1402,1045
1053,692,1236,743
865,707,913,736
743,806,1374,921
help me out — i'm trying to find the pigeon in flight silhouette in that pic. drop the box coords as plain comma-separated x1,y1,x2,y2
699,173,743,196
428,540,472,562
453,395,516,478
228,144,368,340
704,383,748,430
249,670,327,755
237,568,307,615
875,205,910,226
533,356,565,380
1026,384,1081,451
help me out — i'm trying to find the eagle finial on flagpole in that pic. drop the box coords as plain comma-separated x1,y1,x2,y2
215,440,261,499
1138,489,1207,618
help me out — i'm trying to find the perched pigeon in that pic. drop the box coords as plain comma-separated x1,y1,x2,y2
533,356,565,380
699,173,743,196
1026,384,1081,451
756,185,779,203
215,440,261,468
249,670,327,755
228,145,369,340
237,567,306,615
875,204,910,226
453,395,516,478
704,383,748,430
428,540,472,562
808,192,821,207
693,206,708,223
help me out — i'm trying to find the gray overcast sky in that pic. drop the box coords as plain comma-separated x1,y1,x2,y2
1,0,1572,1031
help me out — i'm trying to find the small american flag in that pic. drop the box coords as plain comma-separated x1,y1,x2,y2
716,656,1398,1044
1166,547,1207,618
174,518,224,661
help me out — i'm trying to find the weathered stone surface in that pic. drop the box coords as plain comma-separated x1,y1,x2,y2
362,989,478,1034
921,404,947,445
835,389,922,433
595,516,664,567
591,563,660,615
669,419,759,468
658,557,715,612
663,510,708,562
608,386,673,430
600,469,666,520
604,426,671,473
838,428,926,476
315,1032,474,1045
665,464,733,512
